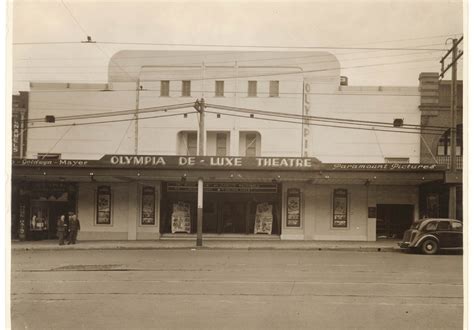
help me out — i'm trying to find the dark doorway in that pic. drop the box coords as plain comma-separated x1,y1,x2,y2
376,204,414,239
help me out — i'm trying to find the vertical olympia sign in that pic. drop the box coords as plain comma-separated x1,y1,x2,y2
302,81,311,157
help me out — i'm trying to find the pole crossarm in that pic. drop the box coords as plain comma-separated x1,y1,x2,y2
440,37,463,78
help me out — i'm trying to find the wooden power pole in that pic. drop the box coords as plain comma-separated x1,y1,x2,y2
440,37,463,219
194,98,206,247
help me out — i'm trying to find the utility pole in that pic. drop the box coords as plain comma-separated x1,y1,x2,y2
134,80,140,155
440,37,463,219
194,98,206,247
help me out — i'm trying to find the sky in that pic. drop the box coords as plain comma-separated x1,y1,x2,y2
10,0,464,93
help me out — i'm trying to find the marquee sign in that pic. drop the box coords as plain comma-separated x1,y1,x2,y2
12,155,446,171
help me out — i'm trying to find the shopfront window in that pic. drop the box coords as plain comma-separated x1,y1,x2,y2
96,186,112,225
333,189,348,228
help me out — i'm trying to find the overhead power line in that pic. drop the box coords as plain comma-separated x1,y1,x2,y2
17,54,443,88
205,110,444,136
27,102,195,123
14,48,441,71
12,40,447,51
28,111,195,129
206,103,448,133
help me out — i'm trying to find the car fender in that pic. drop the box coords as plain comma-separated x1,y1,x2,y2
414,234,439,248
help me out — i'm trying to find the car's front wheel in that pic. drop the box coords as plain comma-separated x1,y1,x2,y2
421,239,439,255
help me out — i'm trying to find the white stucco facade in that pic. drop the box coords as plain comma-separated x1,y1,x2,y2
14,51,433,242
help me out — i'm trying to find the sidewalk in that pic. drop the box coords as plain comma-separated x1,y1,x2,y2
11,238,401,252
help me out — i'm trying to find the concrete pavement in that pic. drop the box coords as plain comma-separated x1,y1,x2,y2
11,238,401,252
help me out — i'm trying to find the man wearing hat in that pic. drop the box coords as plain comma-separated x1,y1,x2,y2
57,214,67,245
68,213,81,245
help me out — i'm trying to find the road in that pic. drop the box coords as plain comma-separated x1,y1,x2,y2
11,249,463,329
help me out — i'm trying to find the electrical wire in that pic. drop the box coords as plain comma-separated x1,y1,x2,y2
14,47,443,70
39,125,75,159
12,40,447,51
114,119,134,153
60,0,137,83
205,110,445,136
28,111,195,129
25,98,447,133
16,54,443,87
27,102,195,123
206,103,449,132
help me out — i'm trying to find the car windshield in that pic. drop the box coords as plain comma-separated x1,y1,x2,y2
410,221,422,229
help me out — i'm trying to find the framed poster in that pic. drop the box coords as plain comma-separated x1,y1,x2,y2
96,186,111,225
286,188,301,227
333,189,348,228
171,202,191,233
254,203,273,234
141,186,155,225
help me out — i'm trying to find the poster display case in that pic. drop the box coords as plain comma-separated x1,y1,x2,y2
254,202,273,234
141,186,155,225
333,189,348,228
171,202,191,233
96,186,111,224
286,188,301,227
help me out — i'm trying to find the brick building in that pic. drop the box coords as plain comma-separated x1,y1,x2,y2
418,72,463,220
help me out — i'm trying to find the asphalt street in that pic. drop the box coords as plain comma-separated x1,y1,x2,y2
11,249,463,329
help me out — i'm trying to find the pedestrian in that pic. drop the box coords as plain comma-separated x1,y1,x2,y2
64,211,72,241
57,215,66,245
68,213,80,245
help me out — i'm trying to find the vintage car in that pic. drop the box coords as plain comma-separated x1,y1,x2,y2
398,218,463,254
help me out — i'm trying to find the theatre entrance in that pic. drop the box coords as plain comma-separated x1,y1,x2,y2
161,182,281,235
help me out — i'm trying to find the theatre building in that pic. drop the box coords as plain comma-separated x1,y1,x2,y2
11,51,449,241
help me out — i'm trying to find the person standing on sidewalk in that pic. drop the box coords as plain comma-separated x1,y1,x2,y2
67,213,80,245
57,214,66,245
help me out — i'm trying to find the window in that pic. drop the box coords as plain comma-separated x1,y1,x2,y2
182,80,191,97
186,132,197,156
437,125,462,156
425,221,437,231
248,81,257,97
245,133,257,157
269,80,279,97
216,133,227,156
141,186,155,225
240,132,260,157
96,186,111,225
437,221,450,231
451,221,462,231
332,189,348,228
37,153,61,160
215,81,224,97
160,80,170,97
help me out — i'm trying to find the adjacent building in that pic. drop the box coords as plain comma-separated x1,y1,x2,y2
418,73,463,221
11,51,449,241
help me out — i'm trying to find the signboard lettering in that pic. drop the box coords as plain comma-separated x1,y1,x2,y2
12,155,445,172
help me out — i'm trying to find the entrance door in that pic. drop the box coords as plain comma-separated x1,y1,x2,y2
220,201,247,234
203,200,218,233
30,201,70,240
376,204,414,239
